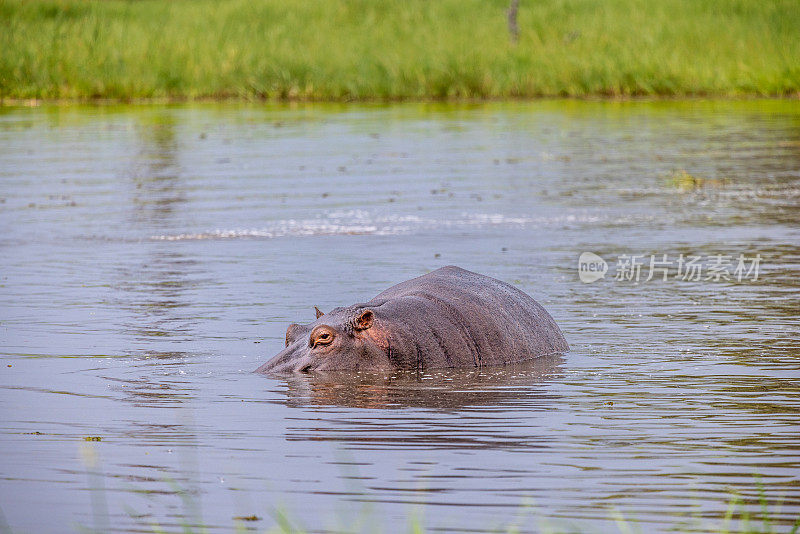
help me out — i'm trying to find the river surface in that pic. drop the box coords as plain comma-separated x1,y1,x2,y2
0,101,798,533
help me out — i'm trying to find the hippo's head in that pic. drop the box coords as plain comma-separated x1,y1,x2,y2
255,305,392,374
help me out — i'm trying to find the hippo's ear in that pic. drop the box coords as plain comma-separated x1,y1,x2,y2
314,306,324,319
353,309,374,331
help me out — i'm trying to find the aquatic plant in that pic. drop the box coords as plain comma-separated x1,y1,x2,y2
667,170,730,192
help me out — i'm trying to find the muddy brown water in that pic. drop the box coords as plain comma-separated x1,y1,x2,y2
0,101,798,533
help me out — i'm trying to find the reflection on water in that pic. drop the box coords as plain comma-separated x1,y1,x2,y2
118,112,197,345
0,101,799,533
127,113,186,224
278,355,564,411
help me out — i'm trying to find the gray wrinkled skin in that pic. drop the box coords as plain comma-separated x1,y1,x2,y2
255,266,569,374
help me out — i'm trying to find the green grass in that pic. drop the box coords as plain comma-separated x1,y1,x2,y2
1,0,799,101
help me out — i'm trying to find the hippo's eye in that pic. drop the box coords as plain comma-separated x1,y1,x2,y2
310,327,335,348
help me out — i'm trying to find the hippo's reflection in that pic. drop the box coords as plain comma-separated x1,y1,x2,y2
272,353,565,411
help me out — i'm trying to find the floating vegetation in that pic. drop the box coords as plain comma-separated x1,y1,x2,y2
668,170,730,192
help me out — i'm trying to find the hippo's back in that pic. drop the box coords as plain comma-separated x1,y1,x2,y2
366,266,568,368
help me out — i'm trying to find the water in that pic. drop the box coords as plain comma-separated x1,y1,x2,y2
0,101,798,533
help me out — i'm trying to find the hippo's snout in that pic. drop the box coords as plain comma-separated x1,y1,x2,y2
254,342,314,374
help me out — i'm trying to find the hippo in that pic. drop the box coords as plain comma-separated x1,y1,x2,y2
255,266,568,374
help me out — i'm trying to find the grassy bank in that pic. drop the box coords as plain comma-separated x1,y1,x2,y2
1,0,799,101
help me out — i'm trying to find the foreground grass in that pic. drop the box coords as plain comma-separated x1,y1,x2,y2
1,0,799,101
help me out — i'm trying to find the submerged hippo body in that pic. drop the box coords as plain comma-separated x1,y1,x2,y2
255,266,568,374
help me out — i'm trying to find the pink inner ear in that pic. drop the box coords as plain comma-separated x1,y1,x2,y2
357,310,374,330
315,306,324,319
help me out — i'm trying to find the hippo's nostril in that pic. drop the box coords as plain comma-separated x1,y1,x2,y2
298,364,313,373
